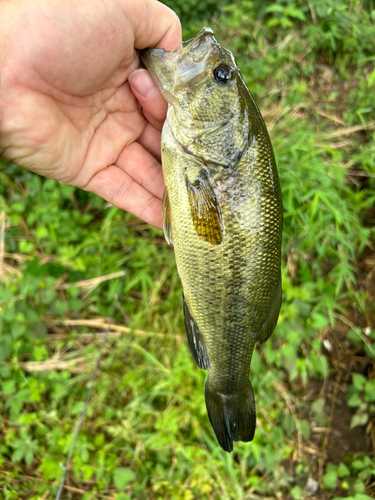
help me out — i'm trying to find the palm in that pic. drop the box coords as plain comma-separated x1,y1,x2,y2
0,0,181,228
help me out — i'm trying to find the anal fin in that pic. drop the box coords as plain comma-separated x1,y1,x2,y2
257,276,282,344
183,294,211,370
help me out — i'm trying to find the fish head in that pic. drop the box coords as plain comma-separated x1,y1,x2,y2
141,28,250,166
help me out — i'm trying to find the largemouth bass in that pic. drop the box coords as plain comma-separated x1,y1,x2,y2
141,28,282,453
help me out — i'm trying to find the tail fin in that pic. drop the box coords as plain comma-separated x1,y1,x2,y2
205,378,256,453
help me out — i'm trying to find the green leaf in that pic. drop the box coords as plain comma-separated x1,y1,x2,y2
323,470,338,489
0,334,13,363
352,373,366,391
54,300,68,315
113,468,136,490
35,225,49,239
285,6,306,21
2,380,16,395
350,413,369,429
11,323,26,340
311,311,329,329
19,240,34,253
347,393,362,407
290,485,303,499
25,449,34,465
299,419,310,439
311,398,325,414
11,448,25,463
11,202,26,213
337,462,350,478
284,412,296,436
364,379,375,402
265,4,285,14
68,298,83,312
332,497,354,500
115,494,131,500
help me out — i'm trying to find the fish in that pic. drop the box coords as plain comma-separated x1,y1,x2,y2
141,28,282,453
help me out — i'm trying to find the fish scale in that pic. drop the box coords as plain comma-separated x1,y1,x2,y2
141,27,282,453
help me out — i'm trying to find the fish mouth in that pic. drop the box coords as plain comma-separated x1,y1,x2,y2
140,48,174,101
182,27,215,53
141,27,215,62
172,27,215,51
140,27,219,102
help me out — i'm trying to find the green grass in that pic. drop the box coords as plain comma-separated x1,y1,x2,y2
1,1,375,499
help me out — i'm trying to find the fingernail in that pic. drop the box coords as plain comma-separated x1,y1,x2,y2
129,69,157,98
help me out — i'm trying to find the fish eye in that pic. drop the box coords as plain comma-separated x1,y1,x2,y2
213,64,234,84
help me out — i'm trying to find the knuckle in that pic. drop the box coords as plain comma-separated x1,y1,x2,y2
111,177,135,207
138,195,158,222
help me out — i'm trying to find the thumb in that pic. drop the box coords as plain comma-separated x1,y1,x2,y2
124,0,182,51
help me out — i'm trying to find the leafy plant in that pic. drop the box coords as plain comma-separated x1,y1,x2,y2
324,455,375,497
346,373,375,429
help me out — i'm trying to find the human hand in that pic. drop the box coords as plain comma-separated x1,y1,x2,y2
0,0,181,229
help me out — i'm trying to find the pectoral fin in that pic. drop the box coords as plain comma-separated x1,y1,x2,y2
186,172,223,245
162,189,173,245
257,276,282,344
183,294,211,370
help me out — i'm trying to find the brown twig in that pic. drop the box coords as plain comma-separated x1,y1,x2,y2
57,482,115,500
303,445,322,456
0,262,22,278
60,484,86,494
55,270,126,291
307,0,317,24
3,251,31,262
313,109,345,126
273,381,303,461
347,170,375,178
18,358,88,373
316,140,352,149
326,121,375,138
49,318,179,340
